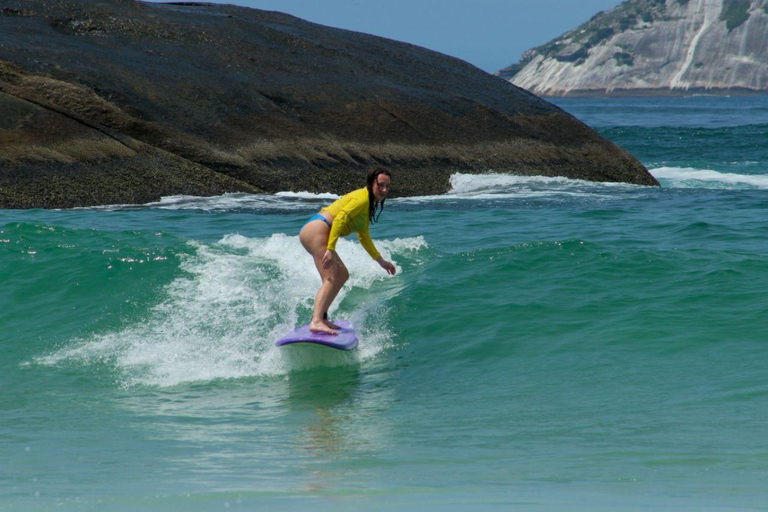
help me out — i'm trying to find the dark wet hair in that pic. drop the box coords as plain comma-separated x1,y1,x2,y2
366,167,391,224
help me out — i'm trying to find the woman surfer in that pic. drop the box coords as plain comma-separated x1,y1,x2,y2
299,168,396,335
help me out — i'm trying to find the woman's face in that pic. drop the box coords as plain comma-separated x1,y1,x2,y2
372,174,391,202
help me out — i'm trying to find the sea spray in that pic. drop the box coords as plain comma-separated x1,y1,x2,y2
38,233,427,386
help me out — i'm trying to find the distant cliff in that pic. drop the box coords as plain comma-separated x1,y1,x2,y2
0,0,657,209
501,0,768,96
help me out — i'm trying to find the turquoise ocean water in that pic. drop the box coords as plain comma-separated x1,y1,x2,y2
3,97,768,511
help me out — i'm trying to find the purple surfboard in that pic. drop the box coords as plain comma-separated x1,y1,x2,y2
276,320,358,350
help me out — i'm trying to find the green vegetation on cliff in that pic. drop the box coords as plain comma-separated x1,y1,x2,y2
503,0,670,73
721,0,751,32
501,0,768,97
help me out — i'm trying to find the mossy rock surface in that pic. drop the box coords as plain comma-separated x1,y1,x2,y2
0,0,656,208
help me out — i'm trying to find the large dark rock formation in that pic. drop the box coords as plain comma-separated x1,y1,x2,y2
0,0,657,209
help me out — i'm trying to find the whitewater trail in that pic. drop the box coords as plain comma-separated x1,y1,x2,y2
36,233,427,387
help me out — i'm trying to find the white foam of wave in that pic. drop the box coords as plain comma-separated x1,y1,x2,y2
275,191,340,200
650,167,768,189
38,234,426,387
84,172,644,211
450,172,641,193
145,193,316,211
144,190,339,210
397,172,637,204
84,191,339,212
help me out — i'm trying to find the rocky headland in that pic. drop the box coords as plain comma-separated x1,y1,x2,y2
500,0,768,97
0,0,657,209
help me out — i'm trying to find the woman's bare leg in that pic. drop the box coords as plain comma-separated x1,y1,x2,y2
299,217,347,334
309,257,348,333
322,259,348,328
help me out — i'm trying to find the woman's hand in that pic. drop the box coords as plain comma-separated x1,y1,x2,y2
377,258,397,275
322,249,335,269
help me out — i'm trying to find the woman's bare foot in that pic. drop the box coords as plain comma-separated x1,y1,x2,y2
309,320,338,335
322,312,341,330
324,319,342,330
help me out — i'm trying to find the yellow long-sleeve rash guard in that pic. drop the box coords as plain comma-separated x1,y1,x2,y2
321,188,381,260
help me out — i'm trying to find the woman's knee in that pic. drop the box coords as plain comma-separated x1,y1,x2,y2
338,265,349,284
325,266,348,287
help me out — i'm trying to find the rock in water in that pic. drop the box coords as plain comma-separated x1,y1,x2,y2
0,0,657,208
502,0,768,97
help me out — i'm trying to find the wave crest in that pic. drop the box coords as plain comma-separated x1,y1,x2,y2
650,167,768,189
38,234,427,387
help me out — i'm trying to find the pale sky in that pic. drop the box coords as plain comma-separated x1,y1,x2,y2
148,0,625,72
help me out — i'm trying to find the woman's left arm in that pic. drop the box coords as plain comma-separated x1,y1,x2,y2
357,230,395,275
376,256,397,275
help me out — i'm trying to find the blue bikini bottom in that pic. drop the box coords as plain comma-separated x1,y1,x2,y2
304,213,332,229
